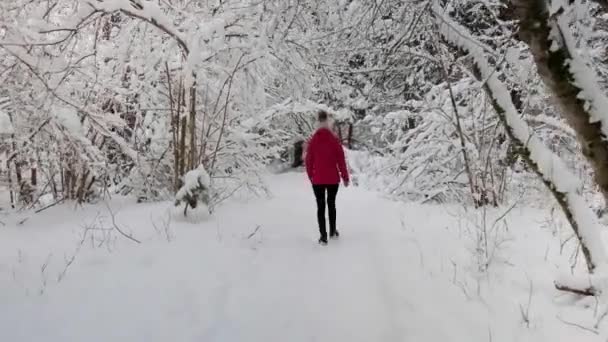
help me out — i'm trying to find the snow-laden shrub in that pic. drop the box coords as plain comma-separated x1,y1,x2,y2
346,149,400,191
350,80,510,204
173,166,211,221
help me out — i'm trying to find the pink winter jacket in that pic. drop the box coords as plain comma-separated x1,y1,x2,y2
305,128,349,185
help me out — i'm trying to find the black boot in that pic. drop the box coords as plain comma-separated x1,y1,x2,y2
319,236,328,245
330,229,340,239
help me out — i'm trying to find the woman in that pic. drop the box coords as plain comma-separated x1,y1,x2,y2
305,110,350,245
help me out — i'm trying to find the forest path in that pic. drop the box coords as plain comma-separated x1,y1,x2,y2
193,173,420,342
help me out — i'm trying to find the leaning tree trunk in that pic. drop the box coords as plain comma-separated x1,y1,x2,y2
511,0,608,207
433,1,608,276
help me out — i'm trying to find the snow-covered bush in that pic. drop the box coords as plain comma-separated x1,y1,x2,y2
174,166,211,221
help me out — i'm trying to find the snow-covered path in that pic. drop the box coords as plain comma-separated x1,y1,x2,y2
166,174,424,341
0,173,603,341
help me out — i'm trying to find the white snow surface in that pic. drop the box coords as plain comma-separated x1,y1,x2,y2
55,108,84,136
0,172,606,341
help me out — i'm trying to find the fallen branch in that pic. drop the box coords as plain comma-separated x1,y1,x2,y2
554,282,597,296
34,198,65,214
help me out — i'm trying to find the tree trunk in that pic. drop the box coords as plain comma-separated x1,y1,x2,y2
31,168,37,187
180,117,187,179
347,123,353,149
292,140,304,168
441,57,478,207
7,160,14,209
188,77,197,171
511,0,608,207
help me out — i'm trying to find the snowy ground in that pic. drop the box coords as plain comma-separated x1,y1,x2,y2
0,172,604,341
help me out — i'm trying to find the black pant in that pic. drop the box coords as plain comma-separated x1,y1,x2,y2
313,184,339,238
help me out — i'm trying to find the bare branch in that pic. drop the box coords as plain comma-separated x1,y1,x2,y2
556,316,599,335
104,201,141,244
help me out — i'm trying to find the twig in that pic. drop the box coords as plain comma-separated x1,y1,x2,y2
104,201,141,244
519,276,533,328
595,308,608,329
57,253,77,282
209,183,244,213
557,316,599,335
247,225,262,239
209,53,247,174
491,199,519,230
39,253,53,294
40,253,52,275
151,211,173,242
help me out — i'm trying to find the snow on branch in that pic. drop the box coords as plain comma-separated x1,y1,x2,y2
0,5,98,47
1,43,141,167
524,114,577,137
550,0,608,138
84,0,190,55
432,1,608,274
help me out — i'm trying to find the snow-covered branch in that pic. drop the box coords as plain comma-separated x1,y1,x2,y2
510,0,608,206
84,0,189,55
